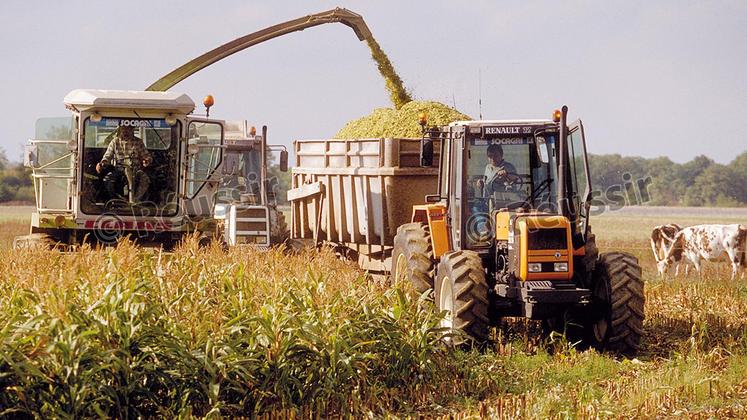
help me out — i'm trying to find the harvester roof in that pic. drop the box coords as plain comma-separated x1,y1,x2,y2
63,89,195,113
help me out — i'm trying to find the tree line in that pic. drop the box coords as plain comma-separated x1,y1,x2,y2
588,151,747,207
0,151,34,203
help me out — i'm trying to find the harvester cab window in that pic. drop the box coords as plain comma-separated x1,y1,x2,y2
35,117,74,140
186,121,223,198
81,117,180,216
28,117,76,211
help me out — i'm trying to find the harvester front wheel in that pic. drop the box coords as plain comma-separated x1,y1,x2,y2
590,252,645,355
391,222,434,294
434,250,490,344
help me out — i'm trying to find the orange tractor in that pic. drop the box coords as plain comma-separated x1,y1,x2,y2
390,107,644,353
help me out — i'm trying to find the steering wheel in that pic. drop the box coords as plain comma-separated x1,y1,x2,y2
146,162,168,173
488,174,530,194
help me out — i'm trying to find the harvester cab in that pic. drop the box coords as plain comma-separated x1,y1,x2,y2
16,89,288,249
393,106,644,354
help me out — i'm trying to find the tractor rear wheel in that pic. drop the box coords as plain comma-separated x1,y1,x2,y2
391,222,434,294
434,250,490,344
589,252,645,355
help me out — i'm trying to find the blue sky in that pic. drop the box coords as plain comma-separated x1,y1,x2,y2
1,0,745,163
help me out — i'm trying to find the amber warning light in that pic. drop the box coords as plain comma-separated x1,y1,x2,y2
552,109,562,122
203,95,215,108
203,94,215,117
418,113,428,127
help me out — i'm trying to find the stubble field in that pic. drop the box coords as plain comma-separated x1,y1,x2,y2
1,205,746,418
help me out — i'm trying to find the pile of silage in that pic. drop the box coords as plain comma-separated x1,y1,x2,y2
335,100,471,139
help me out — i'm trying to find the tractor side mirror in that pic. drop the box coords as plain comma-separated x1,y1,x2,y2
421,127,439,167
420,139,433,167
279,150,288,172
425,194,440,203
535,136,550,164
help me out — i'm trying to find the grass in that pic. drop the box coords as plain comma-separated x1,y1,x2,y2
0,205,746,418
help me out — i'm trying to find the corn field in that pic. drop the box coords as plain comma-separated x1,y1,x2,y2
1,209,747,418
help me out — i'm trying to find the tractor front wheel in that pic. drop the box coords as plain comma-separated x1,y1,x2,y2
434,250,490,344
589,252,645,355
391,222,434,294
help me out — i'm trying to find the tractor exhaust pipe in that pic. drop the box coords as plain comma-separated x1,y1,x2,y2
557,105,568,217
261,125,268,205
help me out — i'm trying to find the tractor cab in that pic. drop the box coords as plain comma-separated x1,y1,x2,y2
417,111,592,260
213,122,289,247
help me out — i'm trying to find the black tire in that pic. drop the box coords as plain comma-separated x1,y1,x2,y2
434,250,490,343
590,252,645,355
270,209,289,246
286,238,314,254
391,222,434,294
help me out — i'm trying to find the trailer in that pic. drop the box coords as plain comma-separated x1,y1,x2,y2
288,138,439,273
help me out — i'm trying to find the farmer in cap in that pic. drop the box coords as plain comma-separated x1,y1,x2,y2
96,125,152,203
476,144,519,196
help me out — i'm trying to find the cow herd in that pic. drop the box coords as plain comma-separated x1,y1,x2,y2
651,223,747,280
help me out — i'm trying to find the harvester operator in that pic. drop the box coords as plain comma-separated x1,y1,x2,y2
95,125,152,203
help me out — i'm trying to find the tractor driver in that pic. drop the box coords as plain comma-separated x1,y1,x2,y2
95,125,152,203
477,144,519,196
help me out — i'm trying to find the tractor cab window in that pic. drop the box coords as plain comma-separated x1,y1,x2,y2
532,135,558,213
466,138,532,213
216,141,263,204
464,134,558,247
81,117,180,216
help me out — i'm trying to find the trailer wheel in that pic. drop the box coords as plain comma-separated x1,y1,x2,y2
391,222,434,294
434,250,490,344
589,252,645,355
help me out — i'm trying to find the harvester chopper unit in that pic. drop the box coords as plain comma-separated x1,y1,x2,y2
290,106,645,355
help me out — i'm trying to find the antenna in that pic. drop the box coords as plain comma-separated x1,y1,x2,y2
452,92,456,109
478,68,483,120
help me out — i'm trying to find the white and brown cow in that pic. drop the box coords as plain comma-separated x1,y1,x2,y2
658,224,747,280
650,224,685,275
